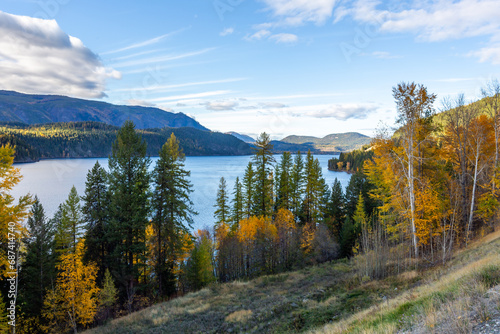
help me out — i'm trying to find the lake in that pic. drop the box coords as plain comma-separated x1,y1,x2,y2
12,155,351,230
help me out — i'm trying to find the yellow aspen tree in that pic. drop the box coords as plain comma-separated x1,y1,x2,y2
42,241,100,333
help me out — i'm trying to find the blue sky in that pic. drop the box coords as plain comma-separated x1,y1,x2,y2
0,0,499,139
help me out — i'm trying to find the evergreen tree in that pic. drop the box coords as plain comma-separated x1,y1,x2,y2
107,120,151,303
186,232,215,290
325,178,345,238
214,177,230,224
252,133,275,217
99,269,118,320
54,186,84,256
18,197,55,319
275,151,292,210
82,161,109,281
242,162,254,218
290,151,304,220
302,151,328,224
151,133,196,297
230,177,243,228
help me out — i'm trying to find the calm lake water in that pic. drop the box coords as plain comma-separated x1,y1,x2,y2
12,155,351,230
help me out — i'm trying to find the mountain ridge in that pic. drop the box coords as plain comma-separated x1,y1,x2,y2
281,132,371,152
0,90,208,130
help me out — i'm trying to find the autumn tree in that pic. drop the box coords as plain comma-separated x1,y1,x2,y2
151,133,195,297
42,241,100,334
0,144,32,278
392,82,436,258
99,269,118,321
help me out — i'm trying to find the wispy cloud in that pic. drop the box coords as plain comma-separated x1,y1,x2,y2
0,11,120,98
303,104,377,120
148,90,231,103
113,48,215,68
220,27,234,36
269,33,298,44
203,100,239,111
102,27,189,55
259,0,338,26
111,78,246,93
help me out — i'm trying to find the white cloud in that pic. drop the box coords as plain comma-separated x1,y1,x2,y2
148,90,231,103
113,48,215,68
269,33,299,44
259,0,338,26
220,27,234,36
301,104,377,120
204,101,239,111
0,11,120,99
469,45,500,64
124,99,155,107
259,102,287,108
247,29,272,40
102,27,188,55
339,0,500,42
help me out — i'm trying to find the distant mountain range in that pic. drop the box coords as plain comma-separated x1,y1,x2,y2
0,90,208,130
226,132,255,143
280,132,371,152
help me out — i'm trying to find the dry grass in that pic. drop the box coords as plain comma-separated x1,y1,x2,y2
85,230,500,334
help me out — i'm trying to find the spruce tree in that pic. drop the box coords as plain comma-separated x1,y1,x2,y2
242,162,254,218
325,178,345,237
54,186,84,256
214,177,230,224
230,177,243,228
275,151,292,210
107,120,151,301
82,161,109,281
18,197,55,318
252,133,275,217
290,151,304,219
302,151,328,224
151,133,195,297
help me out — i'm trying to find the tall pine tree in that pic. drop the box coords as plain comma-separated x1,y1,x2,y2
214,177,230,225
242,162,254,218
252,133,275,217
107,120,151,306
230,177,243,228
82,161,109,281
18,197,55,321
151,133,196,297
275,151,292,210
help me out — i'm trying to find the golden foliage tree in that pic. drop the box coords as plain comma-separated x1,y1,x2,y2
42,241,100,333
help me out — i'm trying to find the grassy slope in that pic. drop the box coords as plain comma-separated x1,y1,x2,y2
85,231,500,334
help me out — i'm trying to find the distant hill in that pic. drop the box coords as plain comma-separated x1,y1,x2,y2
0,90,208,130
226,131,255,143
280,132,371,152
0,122,251,162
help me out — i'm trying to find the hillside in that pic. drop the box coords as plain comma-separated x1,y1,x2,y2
0,90,208,130
0,122,252,162
84,230,500,334
227,131,255,143
281,132,371,152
